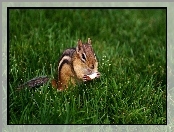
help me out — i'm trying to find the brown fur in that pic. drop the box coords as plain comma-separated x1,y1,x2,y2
57,38,99,90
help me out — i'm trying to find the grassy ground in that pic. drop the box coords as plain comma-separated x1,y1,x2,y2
9,9,166,124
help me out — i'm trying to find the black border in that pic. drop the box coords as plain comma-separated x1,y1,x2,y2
7,6,167,125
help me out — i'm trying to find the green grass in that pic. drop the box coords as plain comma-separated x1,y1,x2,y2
9,9,166,124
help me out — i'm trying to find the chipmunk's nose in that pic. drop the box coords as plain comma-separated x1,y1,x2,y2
87,69,92,74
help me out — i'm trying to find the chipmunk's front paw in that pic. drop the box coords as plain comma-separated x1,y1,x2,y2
83,72,101,82
83,74,92,82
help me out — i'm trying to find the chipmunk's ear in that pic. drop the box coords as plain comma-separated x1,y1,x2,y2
77,39,82,47
76,39,83,52
88,38,91,45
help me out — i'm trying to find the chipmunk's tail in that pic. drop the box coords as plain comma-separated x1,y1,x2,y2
17,76,51,90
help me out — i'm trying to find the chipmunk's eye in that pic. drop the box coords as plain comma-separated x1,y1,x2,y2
81,53,86,62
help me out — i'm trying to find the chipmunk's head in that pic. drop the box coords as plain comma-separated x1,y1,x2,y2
76,38,98,75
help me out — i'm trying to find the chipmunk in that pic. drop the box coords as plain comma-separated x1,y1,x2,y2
17,38,100,91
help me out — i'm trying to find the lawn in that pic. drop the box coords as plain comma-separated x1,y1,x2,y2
8,8,166,124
